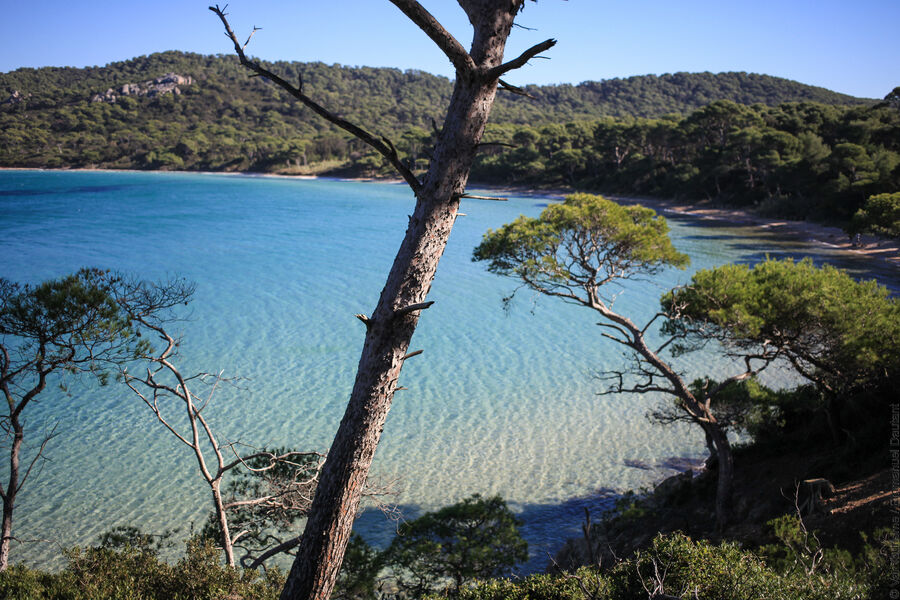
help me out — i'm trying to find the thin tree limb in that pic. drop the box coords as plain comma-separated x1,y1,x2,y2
387,0,476,75
458,193,508,201
247,535,302,570
498,79,535,98
15,424,57,493
484,38,556,79
208,5,422,194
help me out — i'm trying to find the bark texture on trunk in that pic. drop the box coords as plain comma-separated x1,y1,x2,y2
278,3,532,599
0,422,21,571
706,424,734,530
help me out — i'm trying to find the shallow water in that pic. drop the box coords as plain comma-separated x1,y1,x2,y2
1,170,896,571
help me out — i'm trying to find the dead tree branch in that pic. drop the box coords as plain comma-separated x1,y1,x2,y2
458,193,508,201
498,79,535,98
387,0,476,75
208,5,422,194
485,38,556,79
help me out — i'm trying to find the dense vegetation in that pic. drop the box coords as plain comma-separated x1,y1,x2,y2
1,513,892,599
0,50,868,132
446,528,894,600
849,191,900,237
472,99,900,223
1,496,893,599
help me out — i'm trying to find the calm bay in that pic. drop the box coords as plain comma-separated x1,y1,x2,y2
1,170,896,571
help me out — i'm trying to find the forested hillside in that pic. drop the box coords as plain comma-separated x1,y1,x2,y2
0,50,870,173
474,99,900,222
3,51,896,225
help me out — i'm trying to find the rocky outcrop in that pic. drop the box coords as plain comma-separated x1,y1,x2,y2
90,73,192,103
2,90,29,105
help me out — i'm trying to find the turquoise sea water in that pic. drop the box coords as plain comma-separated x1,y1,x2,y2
1,170,897,571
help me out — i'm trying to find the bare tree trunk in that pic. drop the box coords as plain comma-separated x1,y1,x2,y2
278,5,534,599
209,3,554,596
704,422,733,530
281,72,500,600
0,421,21,571
211,481,235,567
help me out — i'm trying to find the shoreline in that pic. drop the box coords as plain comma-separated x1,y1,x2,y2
462,182,900,271
3,166,898,270
607,194,900,269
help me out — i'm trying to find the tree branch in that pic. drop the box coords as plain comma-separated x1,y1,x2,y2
484,38,556,80
387,0,476,75
458,193,508,202
208,5,422,194
498,79,534,98
246,535,302,570
16,424,58,493
221,449,324,476
394,301,435,318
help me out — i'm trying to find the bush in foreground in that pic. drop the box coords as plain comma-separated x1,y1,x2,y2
449,532,881,600
0,538,283,600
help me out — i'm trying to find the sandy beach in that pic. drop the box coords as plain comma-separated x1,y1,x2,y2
608,194,900,270
461,180,900,271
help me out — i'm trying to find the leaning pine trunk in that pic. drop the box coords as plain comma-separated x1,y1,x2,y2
595,301,735,532
278,8,521,600
705,423,734,530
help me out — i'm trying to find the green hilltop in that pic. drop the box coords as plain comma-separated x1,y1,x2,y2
3,51,896,227
0,50,871,171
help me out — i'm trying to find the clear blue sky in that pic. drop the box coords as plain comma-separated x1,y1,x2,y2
1,0,898,99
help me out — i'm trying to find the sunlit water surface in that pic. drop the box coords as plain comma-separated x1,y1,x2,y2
1,170,896,571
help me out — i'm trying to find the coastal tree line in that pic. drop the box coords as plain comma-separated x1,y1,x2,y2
470,97,900,224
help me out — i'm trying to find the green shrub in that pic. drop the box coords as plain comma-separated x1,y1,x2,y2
0,537,283,600
604,533,777,599
849,192,900,238
383,494,528,598
442,531,875,599
858,528,899,599
0,564,80,600
607,532,874,600
453,568,609,600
